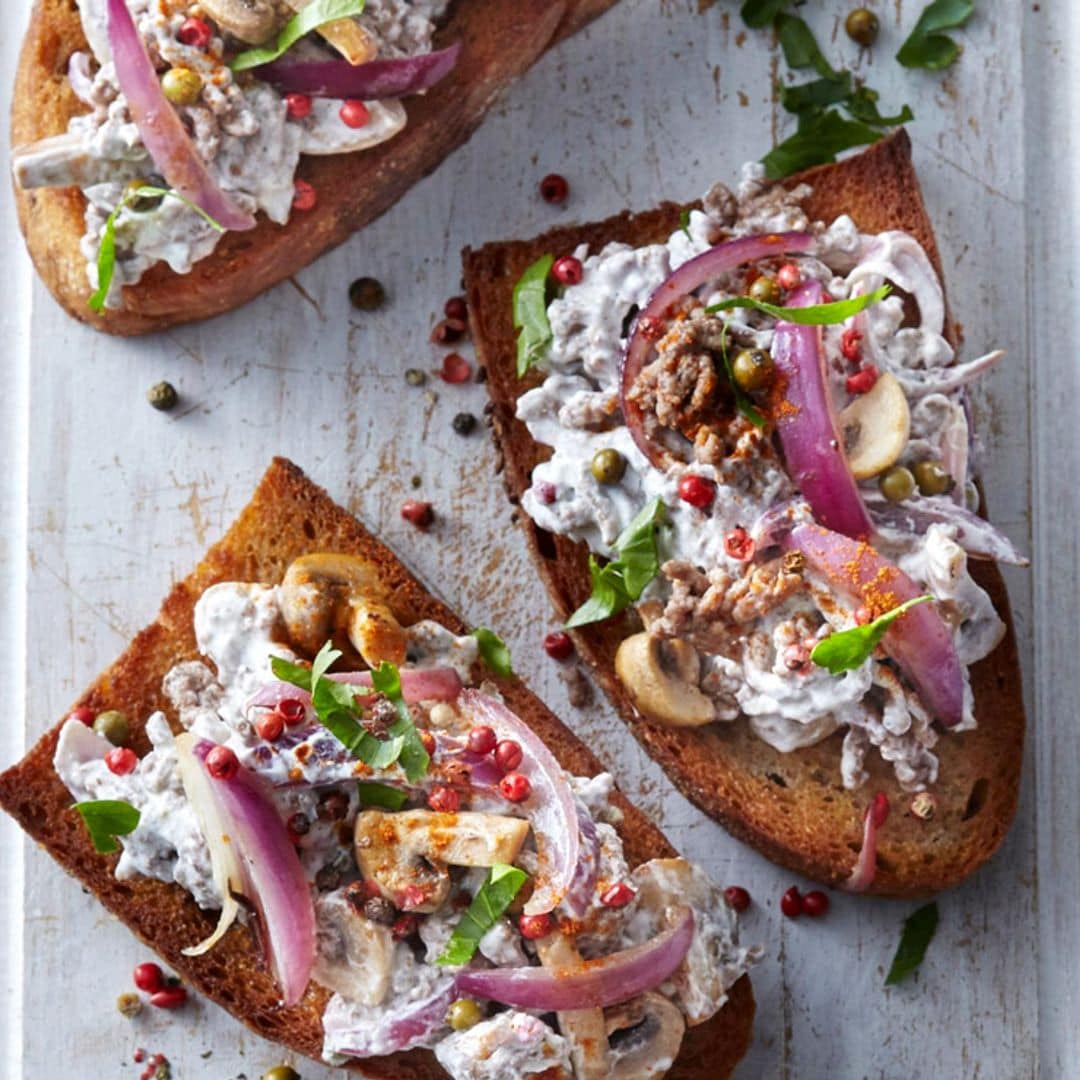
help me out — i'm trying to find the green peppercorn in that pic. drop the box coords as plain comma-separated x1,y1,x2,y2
147,381,178,411
116,992,142,1018
93,709,130,746
590,448,626,485
452,412,477,436
349,276,386,311
913,459,954,497
410,475,422,489
731,347,775,393
447,999,484,1031
845,7,879,46
879,465,916,503
404,368,426,387
261,1067,301,1080
748,275,782,306
161,67,203,106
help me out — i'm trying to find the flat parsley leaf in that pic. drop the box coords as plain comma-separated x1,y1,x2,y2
231,0,366,71
514,254,556,377
886,902,940,985
73,799,140,854
811,595,933,675
897,0,974,70
357,781,409,811
271,643,429,780
437,864,528,966
739,0,789,29
566,498,667,628
705,285,891,325
776,13,839,79
762,110,885,179
471,627,512,677
89,186,225,312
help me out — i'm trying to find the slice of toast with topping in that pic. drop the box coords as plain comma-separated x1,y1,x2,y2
11,0,616,334
0,457,754,1077
463,131,1025,897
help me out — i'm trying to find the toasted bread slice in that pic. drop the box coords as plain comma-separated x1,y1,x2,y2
463,131,1025,897
11,0,616,335
0,458,754,1077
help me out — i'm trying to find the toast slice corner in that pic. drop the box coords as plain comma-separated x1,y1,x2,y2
463,131,1026,897
0,457,754,1077
10,0,617,335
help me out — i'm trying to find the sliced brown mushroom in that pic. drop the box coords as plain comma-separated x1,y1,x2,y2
201,0,281,44
537,934,608,1080
604,993,686,1079
615,633,715,727
279,552,406,665
838,371,911,479
284,0,378,63
12,133,145,190
311,892,395,1006
354,810,529,913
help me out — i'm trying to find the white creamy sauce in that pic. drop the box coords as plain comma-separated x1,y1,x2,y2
53,578,756,1078
517,172,1007,792
52,0,450,302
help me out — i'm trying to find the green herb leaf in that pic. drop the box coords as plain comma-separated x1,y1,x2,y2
271,644,429,780
514,254,556,377
779,72,853,118
705,284,891,325
762,109,884,179
73,799,141,854
437,864,528,966
775,14,839,79
370,661,430,782
811,595,934,675
357,781,409,811
89,186,225,312
739,0,790,29
718,322,767,429
565,498,667,628
897,0,974,70
471,628,512,677
231,0,366,71
678,208,692,240
885,902,940,985
845,86,915,128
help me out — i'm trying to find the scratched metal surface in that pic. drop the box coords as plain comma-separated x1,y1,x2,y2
1,0,1075,1076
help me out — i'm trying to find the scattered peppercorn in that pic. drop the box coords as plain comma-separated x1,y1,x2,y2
539,173,569,204
403,368,426,388
362,896,397,925
134,962,164,993
499,772,531,803
441,352,472,383
93,709,130,745
879,465,916,503
724,886,751,912
349,276,386,311
748,275,782,305
392,913,419,940
800,890,830,917
776,263,802,291
431,317,467,345
723,527,756,562
467,725,498,755
292,179,317,211
452,412,477,436
494,739,523,772
910,791,937,821
780,885,802,918
543,631,574,661
147,381,178,411
161,67,202,106
339,99,370,128
731,347,775,393
105,747,138,776
68,705,95,726
447,998,485,1031
261,1067,301,1080
411,475,423,489
177,16,212,48
841,327,863,364
519,912,553,939
552,255,583,286
284,92,312,120
401,499,434,529
428,784,461,813
444,296,468,321
117,992,143,1018
913,459,954,497
256,710,285,742
149,986,187,1009
845,7,879,46
278,698,307,726
205,745,239,780
845,364,879,395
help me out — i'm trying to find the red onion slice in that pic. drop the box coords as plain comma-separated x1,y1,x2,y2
258,42,461,98
772,280,873,539
180,736,315,1005
335,981,457,1057
245,666,462,713
455,907,694,1010
106,0,254,231
459,690,579,916
619,231,815,467
842,792,889,893
783,523,965,726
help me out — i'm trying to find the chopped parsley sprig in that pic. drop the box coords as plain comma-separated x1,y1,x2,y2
271,642,430,781
437,864,528,966
885,901,940,985
470,628,513,676
73,799,140,854
811,595,933,675
513,254,556,377
897,0,974,70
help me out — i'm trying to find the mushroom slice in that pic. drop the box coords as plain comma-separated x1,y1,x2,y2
838,371,911,480
12,133,146,190
604,993,686,1080
355,810,529,912
538,934,608,1080
615,634,715,728
202,0,281,44
284,0,378,63
312,891,395,1006
347,598,408,668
